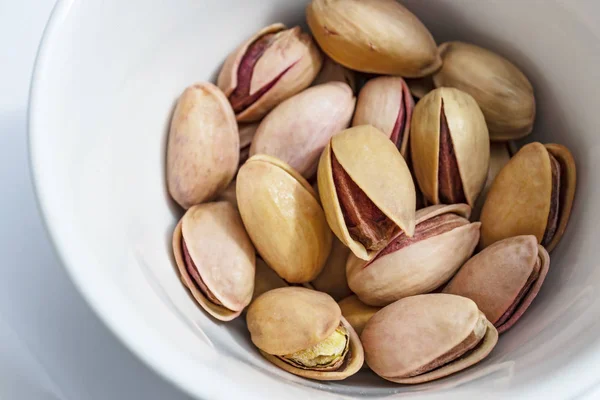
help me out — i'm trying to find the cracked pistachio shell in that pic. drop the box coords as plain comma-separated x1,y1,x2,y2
239,123,260,166
480,142,576,251
311,237,352,301
306,0,441,77
250,82,356,178
411,87,490,207
237,155,332,283
338,295,380,336
172,202,255,321
313,56,358,93
444,235,550,334
362,294,498,384
347,204,480,307
218,24,323,123
247,287,364,380
433,42,536,141
167,83,239,209
251,258,288,303
352,76,414,157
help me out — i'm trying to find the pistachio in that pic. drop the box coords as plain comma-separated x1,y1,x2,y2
347,204,480,307
239,123,260,166
433,42,536,141
411,87,490,207
237,155,332,283
306,0,441,77
406,76,435,101
318,125,416,261
166,83,239,209
251,258,288,303
480,142,576,251
338,295,380,336
352,76,414,157
362,294,498,384
311,237,352,301
247,287,364,380
444,235,550,334
172,202,255,321
250,82,356,178
313,56,358,93
217,24,323,122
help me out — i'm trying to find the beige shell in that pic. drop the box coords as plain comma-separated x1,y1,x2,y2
166,83,239,209
172,202,255,321
312,56,358,93
306,0,441,77
250,82,356,178
237,155,332,283
338,295,380,336
433,42,536,141
311,237,352,301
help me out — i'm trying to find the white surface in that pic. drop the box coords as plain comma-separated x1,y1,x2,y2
22,0,600,400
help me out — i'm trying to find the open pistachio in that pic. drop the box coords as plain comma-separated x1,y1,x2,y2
347,204,480,307
313,56,358,93
433,42,536,141
237,155,332,283
172,202,255,321
362,294,498,384
247,287,364,380
217,24,323,122
444,235,550,334
311,237,352,301
251,258,288,303
318,125,416,261
306,0,441,77
480,142,576,251
250,82,356,178
239,123,259,166
338,295,380,337
167,83,239,209
352,76,414,157
411,87,490,208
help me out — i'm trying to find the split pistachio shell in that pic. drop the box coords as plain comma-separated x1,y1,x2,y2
352,76,414,156
318,125,416,261
411,87,490,207
444,235,550,333
172,202,255,321
217,24,323,122
237,155,332,283
347,204,480,307
480,142,576,251
362,294,498,384
250,82,356,178
433,42,536,141
247,287,364,380
167,83,239,209
313,56,358,93
306,0,441,77
311,237,352,301
251,258,288,303
239,123,260,166
338,295,380,336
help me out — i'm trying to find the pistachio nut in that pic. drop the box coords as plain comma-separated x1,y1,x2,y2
352,76,414,157
338,295,380,336
411,87,490,207
361,294,498,384
237,155,332,283
167,83,239,209
251,258,288,303
217,24,323,123
433,42,536,141
247,287,364,380
250,82,356,178
311,237,352,301
406,76,435,101
172,202,255,321
480,142,576,251
306,0,441,77
239,123,259,166
444,235,550,334
347,204,480,307
313,56,358,93
318,125,416,261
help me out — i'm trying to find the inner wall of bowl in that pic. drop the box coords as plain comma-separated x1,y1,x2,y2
31,0,600,398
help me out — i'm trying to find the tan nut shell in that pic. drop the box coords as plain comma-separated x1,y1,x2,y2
313,56,358,93
172,202,255,321
411,87,490,207
311,237,352,301
433,42,536,141
250,82,356,178
306,0,441,77
318,125,416,261
362,294,498,384
347,204,480,307
338,295,380,336
237,155,332,283
166,83,239,209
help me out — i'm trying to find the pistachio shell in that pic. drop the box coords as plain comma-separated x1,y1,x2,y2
250,82,356,178
237,155,332,283
306,0,441,77
172,202,255,321
166,83,239,209
251,258,288,303
313,56,358,93
433,42,535,141
311,237,352,301
338,295,380,336
239,123,260,166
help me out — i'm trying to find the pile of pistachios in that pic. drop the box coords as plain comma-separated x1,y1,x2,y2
166,0,576,384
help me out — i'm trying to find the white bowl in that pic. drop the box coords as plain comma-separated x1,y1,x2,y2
29,0,600,398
